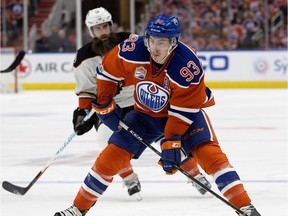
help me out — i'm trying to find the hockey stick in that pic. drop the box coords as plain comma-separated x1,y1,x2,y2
119,121,246,215
0,50,26,73
2,110,95,195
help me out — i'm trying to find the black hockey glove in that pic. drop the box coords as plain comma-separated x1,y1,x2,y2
72,108,102,135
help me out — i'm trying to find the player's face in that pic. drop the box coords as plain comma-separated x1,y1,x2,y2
92,23,111,41
148,36,171,64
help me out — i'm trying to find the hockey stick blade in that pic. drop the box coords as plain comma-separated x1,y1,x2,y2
2,110,95,196
2,170,43,195
2,181,29,195
0,50,25,73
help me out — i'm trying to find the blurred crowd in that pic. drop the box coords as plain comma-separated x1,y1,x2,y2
1,0,287,52
34,17,126,52
35,24,75,52
150,0,287,50
0,0,39,46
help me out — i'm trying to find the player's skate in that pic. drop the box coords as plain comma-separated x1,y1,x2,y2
236,204,261,216
123,173,142,201
54,205,88,216
189,173,212,195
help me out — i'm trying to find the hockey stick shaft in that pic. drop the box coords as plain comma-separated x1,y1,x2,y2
2,110,95,195
119,121,245,215
0,50,25,73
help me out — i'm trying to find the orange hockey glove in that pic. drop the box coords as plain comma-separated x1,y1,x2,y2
92,97,122,132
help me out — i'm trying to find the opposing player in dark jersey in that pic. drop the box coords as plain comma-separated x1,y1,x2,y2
71,7,141,201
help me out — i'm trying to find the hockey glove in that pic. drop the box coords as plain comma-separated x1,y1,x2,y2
92,97,122,132
72,108,102,135
159,136,182,175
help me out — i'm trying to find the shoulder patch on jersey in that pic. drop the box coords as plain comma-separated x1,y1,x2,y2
136,81,169,112
134,66,147,80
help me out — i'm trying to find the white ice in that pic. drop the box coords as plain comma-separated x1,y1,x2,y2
1,89,287,216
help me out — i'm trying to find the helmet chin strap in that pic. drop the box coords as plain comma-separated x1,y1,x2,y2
154,42,178,64
146,37,178,64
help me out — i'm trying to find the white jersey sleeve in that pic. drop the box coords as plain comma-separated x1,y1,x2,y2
74,37,135,109
114,85,134,108
74,55,102,99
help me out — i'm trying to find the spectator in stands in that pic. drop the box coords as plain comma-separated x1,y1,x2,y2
30,0,39,15
10,0,24,30
47,25,74,52
35,30,50,52
1,2,16,45
48,25,60,52
54,28,74,52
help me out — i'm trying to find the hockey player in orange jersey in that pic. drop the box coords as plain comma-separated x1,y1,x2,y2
70,7,211,204
71,7,142,201
55,14,261,216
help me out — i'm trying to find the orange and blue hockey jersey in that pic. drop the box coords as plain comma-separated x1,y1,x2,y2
97,34,214,141
77,34,252,210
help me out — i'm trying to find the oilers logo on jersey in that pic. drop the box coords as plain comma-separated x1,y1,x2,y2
136,81,169,112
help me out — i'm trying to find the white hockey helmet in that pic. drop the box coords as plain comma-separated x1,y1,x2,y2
85,7,113,38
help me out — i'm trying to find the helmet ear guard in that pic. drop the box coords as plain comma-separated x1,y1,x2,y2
85,7,113,38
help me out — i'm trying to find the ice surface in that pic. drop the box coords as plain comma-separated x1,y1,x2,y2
1,89,287,216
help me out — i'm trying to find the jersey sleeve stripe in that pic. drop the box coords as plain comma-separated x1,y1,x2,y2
170,104,200,113
118,53,150,64
168,110,193,124
96,66,123,83
204,87,214,104
97,74,119,83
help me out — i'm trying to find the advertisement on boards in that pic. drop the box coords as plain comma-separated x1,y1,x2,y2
14,51,287,89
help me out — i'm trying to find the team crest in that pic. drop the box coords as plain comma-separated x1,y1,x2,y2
134,66,147,80
136,81,169,112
